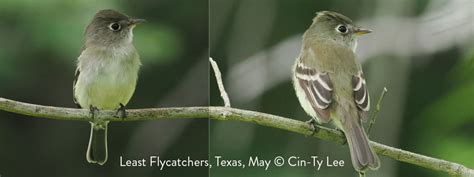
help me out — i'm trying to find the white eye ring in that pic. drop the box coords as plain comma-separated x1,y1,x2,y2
108,23,121,31
336,24,348,33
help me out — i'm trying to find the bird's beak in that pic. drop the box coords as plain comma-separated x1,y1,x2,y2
354,28,372,36
128,18,146,27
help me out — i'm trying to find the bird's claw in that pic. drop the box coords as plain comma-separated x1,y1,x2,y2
114,103,127,119
306,118,319,136
336,128,347,145
89,105,99,119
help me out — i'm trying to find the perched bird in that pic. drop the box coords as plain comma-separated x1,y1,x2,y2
73,9,144,165
292,11,379,172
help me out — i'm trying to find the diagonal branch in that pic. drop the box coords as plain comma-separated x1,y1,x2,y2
209,57,231,107
0,97,472,176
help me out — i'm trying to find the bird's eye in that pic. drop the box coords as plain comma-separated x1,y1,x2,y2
336,25,348,33
108,23,121,31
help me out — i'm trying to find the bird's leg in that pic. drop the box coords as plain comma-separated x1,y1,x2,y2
359,172,366,177
89,105,99,119
305,118,320,136
336,128,347,145
114,103,127,119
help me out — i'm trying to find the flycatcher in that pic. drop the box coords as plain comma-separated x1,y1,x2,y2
292,11,379,172
73,9,144,165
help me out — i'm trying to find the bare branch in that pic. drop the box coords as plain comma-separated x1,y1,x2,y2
0,97,208,121
367,87,388,136
0,97,472,176
209,57,231,107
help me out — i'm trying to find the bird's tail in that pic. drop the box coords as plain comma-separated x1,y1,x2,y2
342,115,380,172
86,122,108,165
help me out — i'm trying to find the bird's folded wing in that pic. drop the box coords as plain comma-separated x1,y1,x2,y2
352,72,370,112
295,59,333,122
73,68,82,108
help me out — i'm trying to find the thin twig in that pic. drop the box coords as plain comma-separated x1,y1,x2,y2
0,97,473,176
209,57,231,107
367,87,388,136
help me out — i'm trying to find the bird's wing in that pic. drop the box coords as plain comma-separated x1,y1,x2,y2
294,57,333,123
352,71,370,112
73,67,82,108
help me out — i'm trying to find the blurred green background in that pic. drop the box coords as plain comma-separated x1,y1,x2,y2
0,0,209,177
210,0,474,177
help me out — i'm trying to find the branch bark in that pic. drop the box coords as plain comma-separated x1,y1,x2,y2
209,57,231,107
0,97,472,176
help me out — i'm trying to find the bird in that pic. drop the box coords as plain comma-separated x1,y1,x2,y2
292,11,379,172
73,9,144,165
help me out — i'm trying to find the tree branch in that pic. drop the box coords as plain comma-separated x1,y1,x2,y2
209,57,231,107
0,97,472,176
0,97,209,121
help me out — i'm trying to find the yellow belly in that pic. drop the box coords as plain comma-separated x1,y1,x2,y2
74,50,140,110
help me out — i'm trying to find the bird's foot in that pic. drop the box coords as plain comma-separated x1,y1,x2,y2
305,118,319,136
336,128,347,145
114,103,127,119
89,105,99,119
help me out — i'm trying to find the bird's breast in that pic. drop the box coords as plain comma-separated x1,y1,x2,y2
75,47,140,109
